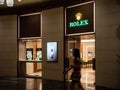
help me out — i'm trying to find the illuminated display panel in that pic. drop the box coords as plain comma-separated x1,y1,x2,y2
65,1,94,35
47,42,58,62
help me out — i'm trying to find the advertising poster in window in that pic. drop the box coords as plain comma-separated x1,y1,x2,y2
36,48,42,61
26,48,33,60
47,42,58,62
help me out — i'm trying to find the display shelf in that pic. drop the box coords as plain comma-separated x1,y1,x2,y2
19,60,42,62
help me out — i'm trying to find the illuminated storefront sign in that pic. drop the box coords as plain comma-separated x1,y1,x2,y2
65,1,94,35
69,12,89,28
69,19,89,27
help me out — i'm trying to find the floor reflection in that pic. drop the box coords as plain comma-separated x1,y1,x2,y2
0,68,95,90
81,68,95,90
66,68,95,90
26,78,42,90
0,78,42,90
0,78,64,90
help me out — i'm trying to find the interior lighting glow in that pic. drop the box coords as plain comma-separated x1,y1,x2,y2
0,0,4,4
6,0,14,7
0,0,21,7
81,39,95,42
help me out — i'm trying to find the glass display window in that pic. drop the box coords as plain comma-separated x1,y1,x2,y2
18,39,42,61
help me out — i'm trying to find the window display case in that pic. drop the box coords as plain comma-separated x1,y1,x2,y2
18,39,42,77
18,39,42,61
18,13,42,77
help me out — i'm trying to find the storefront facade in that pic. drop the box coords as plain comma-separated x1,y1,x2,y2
0,0,120,89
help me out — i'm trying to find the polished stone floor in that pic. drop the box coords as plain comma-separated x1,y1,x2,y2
81,68,95,90
66,68,95,90
0,68,95,90
0,78,64,90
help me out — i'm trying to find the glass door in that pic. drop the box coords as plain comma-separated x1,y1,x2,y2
65,34,95,90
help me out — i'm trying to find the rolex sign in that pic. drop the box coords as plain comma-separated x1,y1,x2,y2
65,1,94,35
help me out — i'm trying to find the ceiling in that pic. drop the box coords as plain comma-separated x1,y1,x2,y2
0,0,55,9
0,0,92,15
0,0,90,9
0,0,64,14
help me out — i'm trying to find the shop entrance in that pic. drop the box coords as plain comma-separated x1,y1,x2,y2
65,34,95,90
18,39,42,78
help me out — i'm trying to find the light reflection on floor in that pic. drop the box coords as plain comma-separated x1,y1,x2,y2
25,68,95,90
67,68,95,90
81,68,95,90
0,68,95,90
26,78,42,90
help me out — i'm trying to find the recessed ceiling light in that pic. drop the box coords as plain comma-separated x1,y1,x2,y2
18,0,21,2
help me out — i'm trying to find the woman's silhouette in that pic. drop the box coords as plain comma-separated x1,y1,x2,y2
70,48,84,90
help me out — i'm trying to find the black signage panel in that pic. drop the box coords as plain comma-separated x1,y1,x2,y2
20,14,41,38
65,2,94,35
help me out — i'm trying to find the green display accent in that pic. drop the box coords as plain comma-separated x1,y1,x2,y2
69,19,89,28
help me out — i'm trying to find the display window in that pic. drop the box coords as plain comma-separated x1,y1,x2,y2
18,39,42,61
18,39,42,77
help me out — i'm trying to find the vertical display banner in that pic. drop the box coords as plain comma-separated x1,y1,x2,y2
36,48,42,61
26,48,33,60
47,42,58,62
65,1,95,36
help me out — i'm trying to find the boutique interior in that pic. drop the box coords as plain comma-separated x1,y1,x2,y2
65,34,95,90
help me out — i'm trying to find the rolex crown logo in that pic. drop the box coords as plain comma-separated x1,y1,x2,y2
75,13,82,20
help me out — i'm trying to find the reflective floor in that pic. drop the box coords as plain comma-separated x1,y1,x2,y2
0,78,42,90
0,78,64,90
66,68,95,90
0,68,95,90
81,68,95,90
